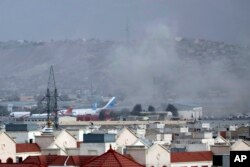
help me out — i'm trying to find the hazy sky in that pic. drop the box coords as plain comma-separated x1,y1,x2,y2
0,0,249,44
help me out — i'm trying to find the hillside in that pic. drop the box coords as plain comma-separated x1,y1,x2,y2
0,38,250,113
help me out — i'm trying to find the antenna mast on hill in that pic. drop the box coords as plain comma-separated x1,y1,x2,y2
45,65,59,130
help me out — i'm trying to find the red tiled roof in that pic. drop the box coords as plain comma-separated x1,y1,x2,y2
83,147,144,167
21,148,144,167
16,143,41,153
0,164,40,167
171,151,213,163
22,155,96,166
22,155,60,166
50,156,96,166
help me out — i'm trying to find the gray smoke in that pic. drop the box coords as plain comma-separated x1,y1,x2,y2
106,24,250,115
0,25,250,116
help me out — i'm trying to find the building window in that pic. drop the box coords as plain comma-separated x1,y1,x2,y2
29,139,33,143
213,155,223,166
16,157,23,163
6,158,13,163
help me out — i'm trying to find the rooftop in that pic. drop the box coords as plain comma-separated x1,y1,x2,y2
83,146,144,167
20,146,144,167
171,151,213,163
16,143,41,153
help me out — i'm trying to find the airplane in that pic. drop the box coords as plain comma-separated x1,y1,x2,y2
59,97,116,116
32,113,49,117
10,111,31,118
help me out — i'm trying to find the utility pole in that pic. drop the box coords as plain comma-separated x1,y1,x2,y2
45,65,59,130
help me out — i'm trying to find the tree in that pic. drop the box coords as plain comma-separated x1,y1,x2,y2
148,105,155,112
131,104,142,116
166,104,178,117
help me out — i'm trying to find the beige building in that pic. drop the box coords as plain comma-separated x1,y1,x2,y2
116,127,138,148
0,132,16,163
214,135,230,145
231,139,250,151
146,144,170,167
35,129,77,155
126,143,170,167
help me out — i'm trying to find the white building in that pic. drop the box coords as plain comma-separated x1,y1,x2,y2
80,133,116,155
178,107,203,120
126,144,170,167
35,129,77,155
116,127,138,148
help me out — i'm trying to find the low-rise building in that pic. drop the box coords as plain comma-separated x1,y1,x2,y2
80,133,117,155
16,143,41,162
126,143,170,167
231,139,250,151
35,129,77,155
116,127,138,149
0,132,16,163
171,151,213,167
5,123,41,143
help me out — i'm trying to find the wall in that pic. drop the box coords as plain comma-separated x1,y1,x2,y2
67,148,79,155
146,144,170,167
6,130,41,144
193,132,213,139
41,148,61,155
171,161,212,167
54,130,77,151
210,145,230,155
7,131,29,143
67,129,84,141
231,140,250,151
35,135,55,149
126,146,146,165
16,152,41,161
116,128,138,147
186,143,209,152
136,129,146,138
0,132,16,163
80,142,116,155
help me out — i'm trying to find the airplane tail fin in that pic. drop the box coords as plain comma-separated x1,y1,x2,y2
92,102,98,110
102,97,116,109
64,107,73,116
